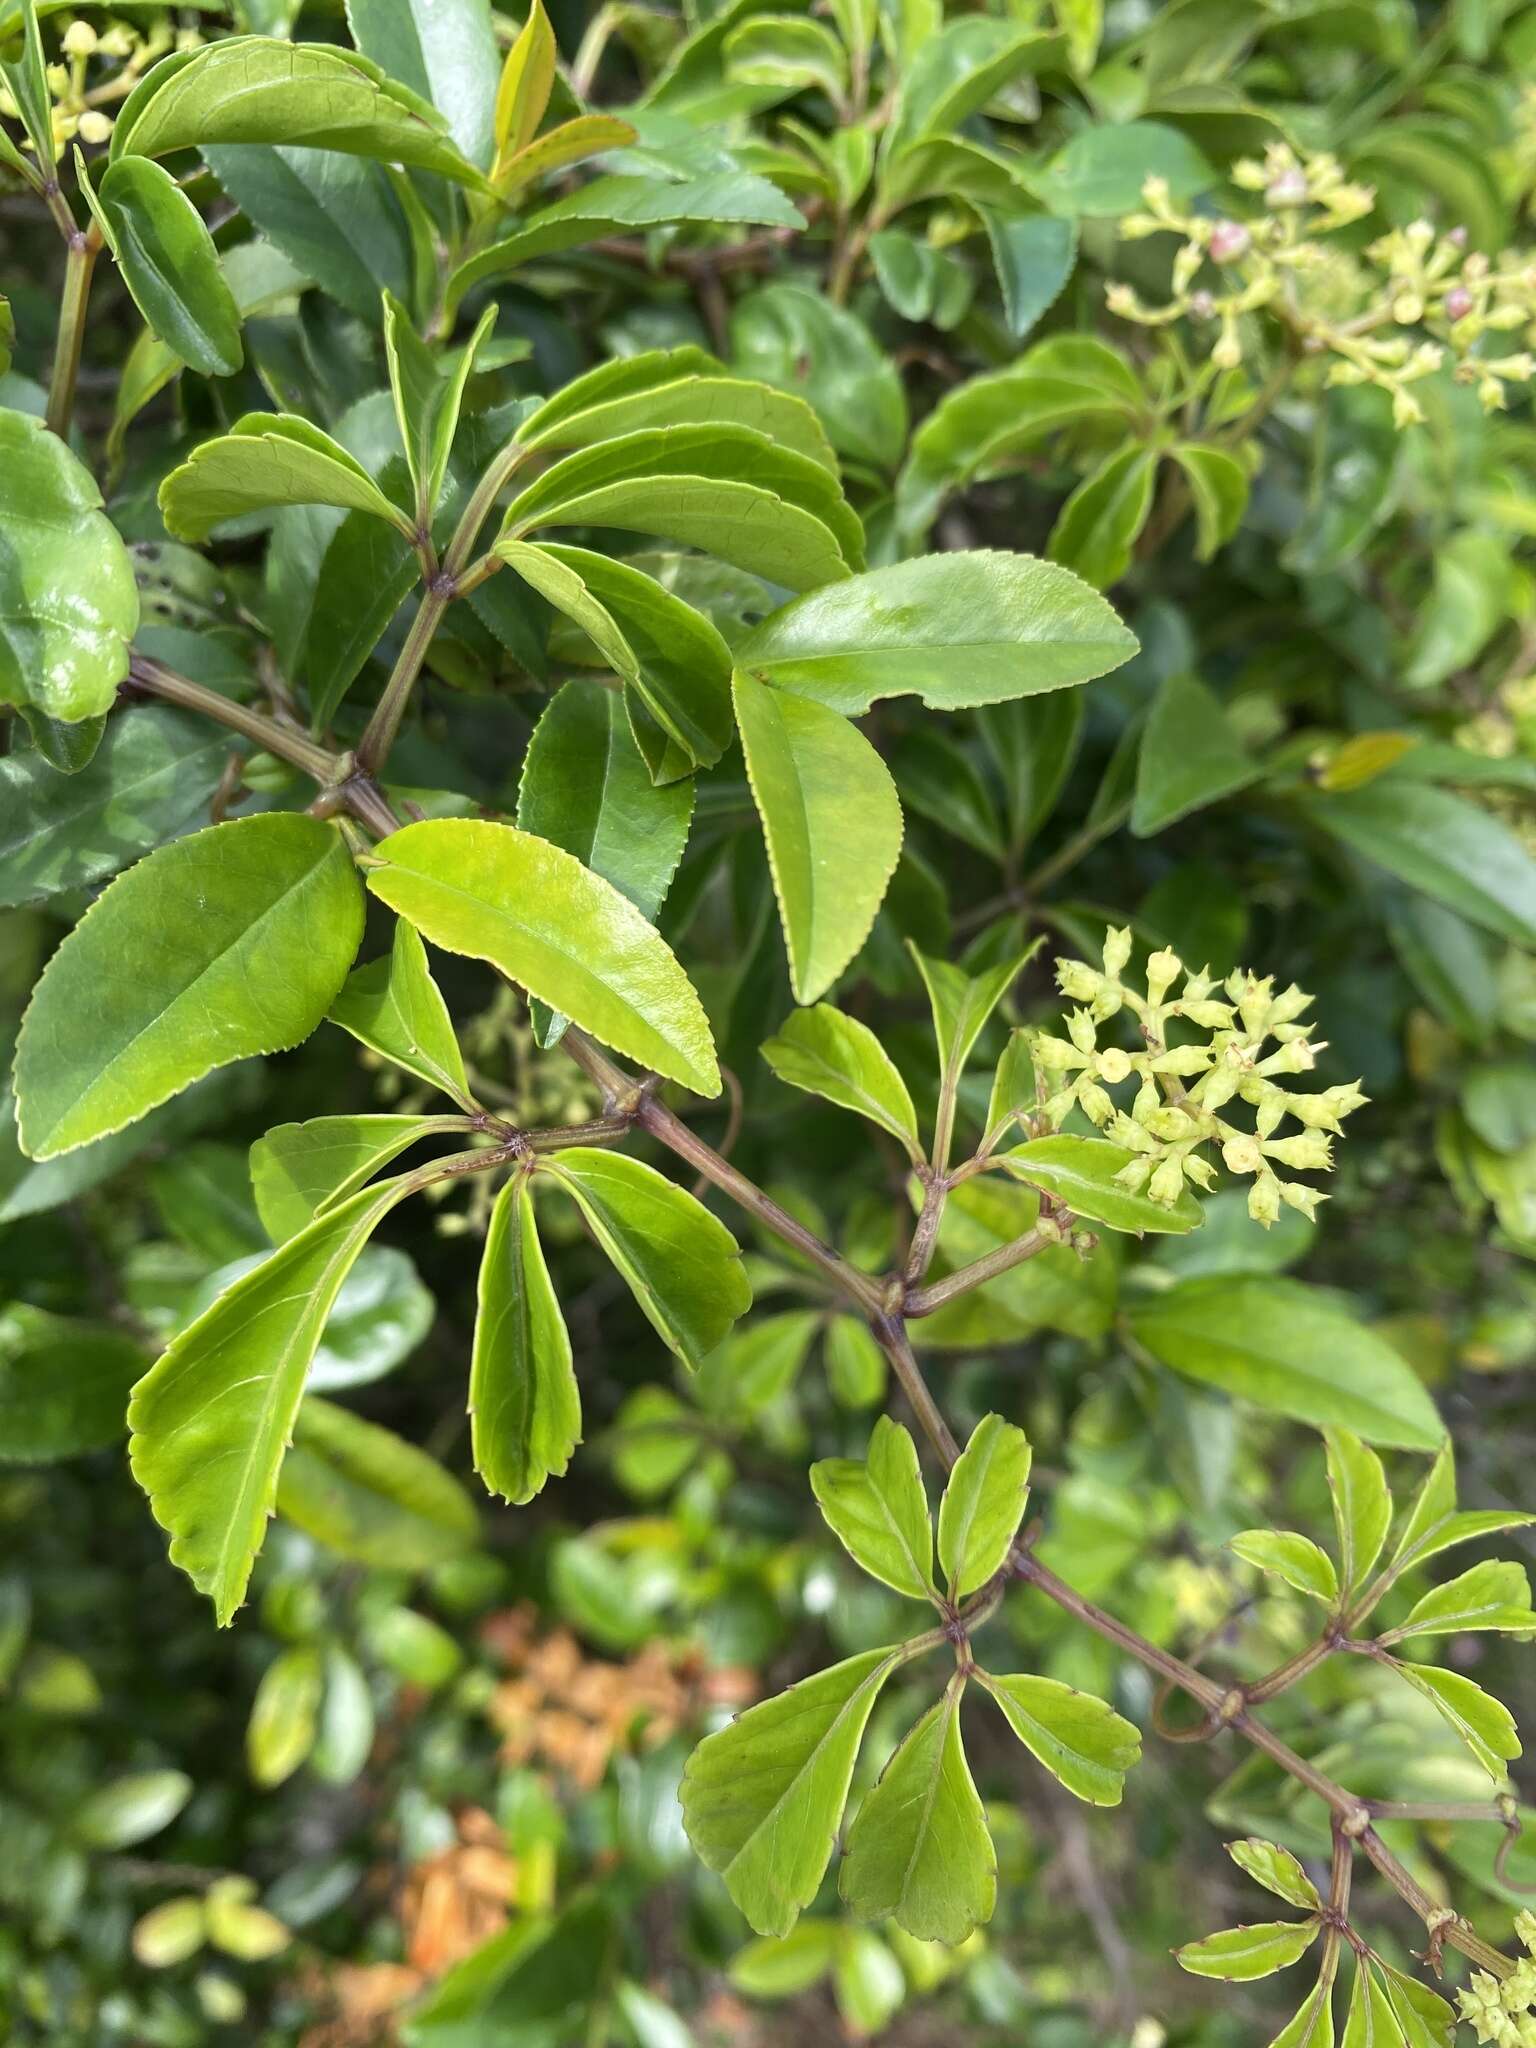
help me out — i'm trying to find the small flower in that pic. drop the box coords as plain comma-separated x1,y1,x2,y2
1208,220,1252,264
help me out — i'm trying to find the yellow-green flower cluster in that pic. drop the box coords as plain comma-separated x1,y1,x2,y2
0,15,195,153
1460,1913,1536,2045
1108,140,1536,424
1031,928,1367,1225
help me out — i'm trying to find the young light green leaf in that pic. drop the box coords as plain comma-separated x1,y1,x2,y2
1132,671,1259,839
1390,1660,1521,1781
73,1769,193,1850
97,156,244,379
1047,442,1157,590
937,1413,1032,1599
1127,1277,1446,1451
1385,1439,1535,1576
310,1645,375,1786
492,0,555,163
16,815,366,1160
542,1148,750,1369
1325,1430,1392,1598
246,1644,323,1788
277,1393,478,1568
329,917,473,1109
1275,1980,1338,2048
1381,1560,1535,1640
727,1923,838,1998
128,1170,425,1623
695,1309,820,1419
999,1134,1203,1234
734,669,903,1006
517,680,694,1045
470,1174,580,1505
981,1672,1141,1805
1171,442,1250,560
824,1316,888,1410
250,1113,461,1244
0,409,140,723
383,293,495,521
111,35,484,187
1227,1839,1323,1912
736,551,1138,715
364,817,720,1096
1175,1919,1321,1982
159,413,414,542
1343,1962,1403,2048
760,1004,921,1158
1377,1961,1456,2047
811,1416,937,1601
680,1643,903,1937
1229,1530,1340,1605
909,942,1033,1091
840,1684,996,1943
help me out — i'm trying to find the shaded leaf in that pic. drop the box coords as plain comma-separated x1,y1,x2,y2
471,1174,579,1504
760,1003,921,1156
277,1393,478,1567
329,917,473,1108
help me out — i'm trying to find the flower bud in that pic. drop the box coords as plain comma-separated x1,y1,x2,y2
1102,925,1133,980
1148,1157,1186,1206
1145,947,1182,1004
1208,219,1251,264
1078,1082,1114,1127
1263,1131,1334,1171
1067,1008,1097,1056
1056,958,1101,1003
1221,1133,1264,1175
1096,1046,1132,1085
1247,1174,1281,1226
76,108,112,143
1278,1181,1325,1219
1188,289,1216,319
62,18,97,57
1266,165,1308,207
1445,285,1474,321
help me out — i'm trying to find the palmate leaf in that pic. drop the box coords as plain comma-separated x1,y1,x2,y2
1385,1438,1535,1578
680,1643,906,1937
840,1683,996,1943
1325,1429,1392,1598
734,669,903,1006
382,294,497,522
129,1169,432,1622
1382,1559,1535,1640
1390,1660,1521,1780
981,1671,1141,1805
470,1174,580,1505
937,1413,1032,1599
1275,1979,1337,2048
363,818,720,1096
1227,1839,1322,1912
909,942,1035,1093
1229,1530,1340,1604
249,1113,464,1244
811,1416,937,1601
541,1149,750,1369
16,815,365,1160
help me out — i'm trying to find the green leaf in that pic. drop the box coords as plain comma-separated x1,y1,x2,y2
1227,1839,1323,1911
980,210,1077,340
128,1170,425,1622
910,942,1032,1092
884,15,1059,158
443,171,805,318
937,1413,1032,1599
0,0,52,167
246,1644,323,1786
347,0,499,168
500,424,856,591
1404,531,1508,689
1377,1963,1456,2048
840,1684,996,1943
1132,671,1259,838
730,284,907,472
695,1309,820,1418
0,1306,143,1462
981,1671,1141,1804
734,669,903,1006
810,1415,937,1601
470,1174,580,1505
517,680,693,1045
1300,783,1536,949
999,1134,1203,1234
1384,1559,1534,1639
736,551,1138,715
728,1923,838,1998
1171,442,1250,560
311,1645,375,1786
1175,1919,1321,1982
610,1386,701,1499
160,412,413,542
505,542,734,777
1047,443,1157,590
870,229,974,329
1343,1963,1404,2048
250,1113,459,1244
1275,1981,1337,2048
1127,1277,1446,1450
0,408,140,723
1229,1530,1340,1604
1386,1442,1534,1576
329,918,473,1109
383,293,495,522
1391,1660,1521,1780
16,814,366,1160
1325,1430,1392,1597
1035,119,1214,217
96,155,244,379
825,1316,888,1410
276,1394,478,1568
517,348,837,473
74,1770,192,1849
725,13,847,98
680,1643,903,1937
202,146,413,328
760,1003,921,1157
112,35,484,187
542,1148,750,1368
303,507,418,727
0,706,227,908
492,0,554,162
364,817,720,1096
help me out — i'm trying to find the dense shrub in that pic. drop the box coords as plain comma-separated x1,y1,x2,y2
3,1,1536,2042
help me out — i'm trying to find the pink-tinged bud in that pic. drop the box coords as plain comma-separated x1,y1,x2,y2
1445,286,1474,321
1189,289,1216,319
1448,224,1469,248
1266,166,1308,207
1208,219,1251,264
